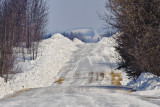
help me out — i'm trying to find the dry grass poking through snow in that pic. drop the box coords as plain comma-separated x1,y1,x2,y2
110,71,122,85
88,72,94,83
53,71,122,85
9,88,31,98
54,78,65,84
88,72,106,83
87,71,122,85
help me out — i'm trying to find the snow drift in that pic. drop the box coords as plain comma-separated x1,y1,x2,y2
1,32,160,100
128,73,160,91
73,38,84,45
98,33,129,86
0,33,78,99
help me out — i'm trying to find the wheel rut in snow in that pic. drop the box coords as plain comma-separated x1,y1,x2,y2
54,43,122,86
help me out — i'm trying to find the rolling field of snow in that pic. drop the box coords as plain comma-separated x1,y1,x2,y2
1,33,160,107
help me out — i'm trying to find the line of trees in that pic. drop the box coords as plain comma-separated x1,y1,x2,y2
0,0,48,82
104,0,160,79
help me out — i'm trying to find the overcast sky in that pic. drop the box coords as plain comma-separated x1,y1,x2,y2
47,0,106,33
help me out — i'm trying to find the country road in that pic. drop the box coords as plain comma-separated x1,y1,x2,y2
0,43,159,107
54,43,118,86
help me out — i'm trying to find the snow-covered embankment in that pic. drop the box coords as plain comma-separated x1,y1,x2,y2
0,33,81,99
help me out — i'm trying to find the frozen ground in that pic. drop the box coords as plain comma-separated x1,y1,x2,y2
0,33,160,107
0,86,160,107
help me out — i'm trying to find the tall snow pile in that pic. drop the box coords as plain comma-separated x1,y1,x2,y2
128,73,160,91
99,33,160,91
98,33,129,86
73,38,84,45
0,33,78,99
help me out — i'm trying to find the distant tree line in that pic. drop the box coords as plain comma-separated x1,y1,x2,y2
61,32,90,42
61,32,112,43
100,32,115,37
0,0,48,82
105,0,160,79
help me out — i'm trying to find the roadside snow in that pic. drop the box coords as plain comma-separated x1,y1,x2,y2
1,33,160,106
127,73,160,101
1,32,160,103
73,38,84,45
0,33,78,99
98,33,130,85
128,73,160,91
100,33,160,91
1,86,159,107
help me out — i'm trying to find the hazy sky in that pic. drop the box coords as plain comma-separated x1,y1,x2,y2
47,0,106,33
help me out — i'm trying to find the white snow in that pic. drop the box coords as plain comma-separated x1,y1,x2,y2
0,86,159,107
128,73,160,91
93,30,101,41
73,38,84,45
1,33,160,106
98,33,130,85
0,33,78,99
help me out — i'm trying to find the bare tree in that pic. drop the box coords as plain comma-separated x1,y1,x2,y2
0,0,15,81
0,0,48,82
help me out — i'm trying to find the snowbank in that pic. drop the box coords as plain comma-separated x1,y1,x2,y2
98,33,129,86
0,33,78,99
100,33,160,91
98,33,120,60
73,38,84,45
128,73,160,91
2,31,160,100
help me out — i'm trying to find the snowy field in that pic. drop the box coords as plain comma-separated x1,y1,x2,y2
0,33,160,106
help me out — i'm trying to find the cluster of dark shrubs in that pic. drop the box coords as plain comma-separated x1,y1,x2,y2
105,0,160,79
0,0,48,82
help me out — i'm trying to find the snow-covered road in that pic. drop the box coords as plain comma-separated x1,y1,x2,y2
1,86,159,107
54,43,117,86
0,43,160,107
